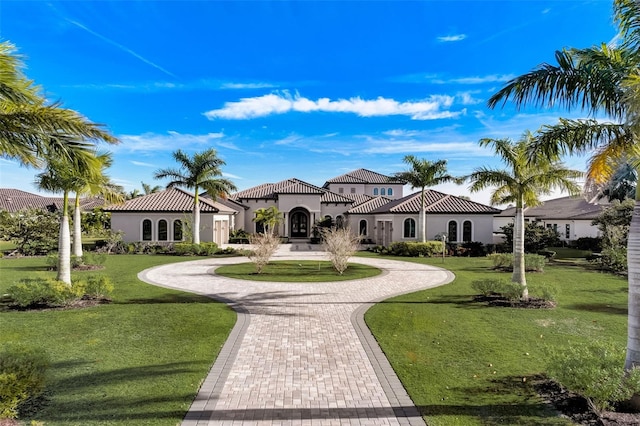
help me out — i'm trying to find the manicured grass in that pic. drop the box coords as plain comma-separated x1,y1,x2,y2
361,253,627,426
0,240,17,252
548,246,593,259
1,255,236,425
215,260,381,282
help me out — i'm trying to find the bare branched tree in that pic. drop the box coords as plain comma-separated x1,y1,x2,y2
321,227,361,275
248,232,280,274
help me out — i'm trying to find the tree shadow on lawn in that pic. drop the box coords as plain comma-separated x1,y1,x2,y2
33,360,206,422
566,303,627,315
422,375,563,425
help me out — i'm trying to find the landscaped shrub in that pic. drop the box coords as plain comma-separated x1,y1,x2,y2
0,344,49,419
500,282,524,301
46,253,108,270
461,241,485,257
530,282,558,302
471,278,506,296
571,236,602,251
7,278,83,308
488,253,546,272
547,341,640,413
173,243,198,255
597,247,628,274
321,227,360,274
81,275,114,300
388,241,443,257
537,249,556,260
199,242,218,256
247,232,280,273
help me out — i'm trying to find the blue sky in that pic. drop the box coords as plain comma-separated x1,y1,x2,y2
1,0,618,204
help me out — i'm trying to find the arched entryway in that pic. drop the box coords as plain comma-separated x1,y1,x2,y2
289,208,310,238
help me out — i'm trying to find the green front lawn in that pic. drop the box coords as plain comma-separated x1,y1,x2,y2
1,255,236,425
362,253,627,425
215,260,381,282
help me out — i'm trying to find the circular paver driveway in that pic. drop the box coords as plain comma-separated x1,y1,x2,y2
139,247,454,426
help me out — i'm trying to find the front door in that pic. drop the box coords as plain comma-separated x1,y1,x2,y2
290,211,308,238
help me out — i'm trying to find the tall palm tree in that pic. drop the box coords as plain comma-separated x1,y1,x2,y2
392,155,457,242
466,133,582,300
487,0,640,370
0,42,117,167
154,149,237,244
70,152,124,259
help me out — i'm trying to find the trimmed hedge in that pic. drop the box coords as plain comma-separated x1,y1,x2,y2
388,241,444,257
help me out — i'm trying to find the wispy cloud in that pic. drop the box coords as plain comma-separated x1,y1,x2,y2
204,92,464,120
130,161,156,167
437,34,467,42
63,79,279,93
220,82,278,90
391,73,514,85
65,19,176,78
115,131,227,153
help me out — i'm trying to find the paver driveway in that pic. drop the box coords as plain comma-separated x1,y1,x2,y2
139,245,454,425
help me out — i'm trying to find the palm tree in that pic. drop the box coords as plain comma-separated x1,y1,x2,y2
0,42,117,167
253,206,284,234
141,182,162,195
154,149,236,244
70,152,124,259
487,0,640,370
466,133,582,300
392,155,457,242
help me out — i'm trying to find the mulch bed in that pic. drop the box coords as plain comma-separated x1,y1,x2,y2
535,377,640,425
473,294,556,309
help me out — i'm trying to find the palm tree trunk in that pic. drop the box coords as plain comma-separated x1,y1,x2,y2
193,191,200,245
625,197,640,371
57,191,72,285
512,205,528,300
72,194,83,259
420,187,426,242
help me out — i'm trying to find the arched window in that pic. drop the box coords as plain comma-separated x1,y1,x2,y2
158,219,168,241
255,222,265,234
142,219,152,241
359,219,367,236
373,188,379,195
387,188,393,196
463,220,472,242
403,218,416,238
448,220,458,242
380,188,386,195
336,215,344,228
173,220,183,241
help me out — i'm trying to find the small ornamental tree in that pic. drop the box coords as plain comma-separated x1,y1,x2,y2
0,208,59,255
500,222,561,253
321,227,361,274
247,232,280,274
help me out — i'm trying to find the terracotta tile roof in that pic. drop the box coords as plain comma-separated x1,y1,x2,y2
347,196,393,214
368,190,501,214
232,178,353,204
105,187,225,213
0,189,105,213
497,196,605,220
324,168,404,185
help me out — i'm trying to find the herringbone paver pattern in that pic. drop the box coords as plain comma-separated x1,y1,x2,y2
139,245,454,425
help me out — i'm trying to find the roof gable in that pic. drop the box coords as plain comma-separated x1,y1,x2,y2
324,168,404,186
497,196,605,220
232,178,353,204
369,190,501,214
105,187,222,213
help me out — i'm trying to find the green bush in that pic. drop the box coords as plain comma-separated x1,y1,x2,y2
571,236,602,251
500,282,524,301
531,282,558,302
7,278,83,308
199,242,218,256
599,247,628,274
388,241,443,257
488,253,546,272
547,341,640,413
81,275,114,300
174,243,198,255
471,278,506,296
46,252,108,270
0,344,49,419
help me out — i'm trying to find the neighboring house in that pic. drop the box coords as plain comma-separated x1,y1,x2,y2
230,169,501,245
494,196,606,243
105,187,241,245
0,188,103,213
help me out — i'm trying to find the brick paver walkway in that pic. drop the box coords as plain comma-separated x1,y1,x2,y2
139,245,454,425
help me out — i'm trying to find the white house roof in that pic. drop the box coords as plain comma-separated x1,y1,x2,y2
105,187,237,214
365,190,501,215
496,196,605,220
232,178,353,204
323,168,404,185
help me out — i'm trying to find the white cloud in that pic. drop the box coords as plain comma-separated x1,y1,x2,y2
115,131,226,153
437,34,467,42
220,82,278,90
130,161,156,167
204,92,463,120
